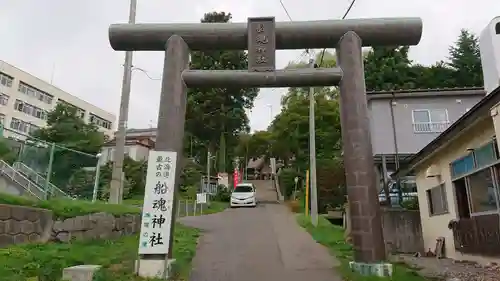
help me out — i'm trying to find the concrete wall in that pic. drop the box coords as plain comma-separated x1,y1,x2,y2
0,203,141,247
381,209,424,254
415,116,496,262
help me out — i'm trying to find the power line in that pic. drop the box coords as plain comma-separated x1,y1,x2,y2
132,67,161,80
318,0,357,67
278,0,293,21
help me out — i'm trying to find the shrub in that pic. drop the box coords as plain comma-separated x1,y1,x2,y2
213,185,231,202
401,197,419,210
278,168,302,199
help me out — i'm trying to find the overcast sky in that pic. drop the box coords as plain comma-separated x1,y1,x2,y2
0,0,499,132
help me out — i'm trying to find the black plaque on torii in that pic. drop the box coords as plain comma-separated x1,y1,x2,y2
247,17,276,72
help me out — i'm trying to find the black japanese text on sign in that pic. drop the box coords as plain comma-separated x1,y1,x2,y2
247,17,276,72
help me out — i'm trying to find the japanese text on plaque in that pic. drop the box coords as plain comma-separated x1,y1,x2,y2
138,151,177,254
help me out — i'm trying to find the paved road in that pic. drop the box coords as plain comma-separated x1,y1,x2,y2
179,180,341,281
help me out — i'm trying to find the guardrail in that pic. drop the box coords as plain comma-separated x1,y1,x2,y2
13,162,69,198
0,160,43,199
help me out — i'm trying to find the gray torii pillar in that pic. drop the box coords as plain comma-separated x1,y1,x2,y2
337,31,388,275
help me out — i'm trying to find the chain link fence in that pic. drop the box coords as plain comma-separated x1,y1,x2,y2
14,139,99,200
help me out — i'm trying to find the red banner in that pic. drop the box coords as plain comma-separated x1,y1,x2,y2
233,168,239,189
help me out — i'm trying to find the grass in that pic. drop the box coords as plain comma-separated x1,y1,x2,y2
296,214,428,281
0,223,200,281
0,192,141,219
124,198,229,217
201,201,228,215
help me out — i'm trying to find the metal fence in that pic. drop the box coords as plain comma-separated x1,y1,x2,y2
0,133,100,200
200,178,218,195
17,140,99,200
176,199,210,217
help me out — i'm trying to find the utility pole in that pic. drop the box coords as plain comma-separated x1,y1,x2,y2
308,56,319,227
109,0,137,204
207,150,211,187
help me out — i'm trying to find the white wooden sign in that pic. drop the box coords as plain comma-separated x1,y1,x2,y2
138,150,177,255
196,193,207,204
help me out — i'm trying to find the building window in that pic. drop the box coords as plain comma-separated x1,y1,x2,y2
58,99,86,119
10,118,39,135
474,142,497,168
0,72,13,88
412,109,450,133
18,82,53,104
426,184,448,215
496,22,500,34
89,113,112,129
467,169,498,214
451,153,475,178
14,99,48,120
0,93,8,105
0,114,5,125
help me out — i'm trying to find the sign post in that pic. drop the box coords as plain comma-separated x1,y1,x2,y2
305,170,310,216
137,151,177,277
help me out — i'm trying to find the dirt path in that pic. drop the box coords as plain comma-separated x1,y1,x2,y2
179,180,342,281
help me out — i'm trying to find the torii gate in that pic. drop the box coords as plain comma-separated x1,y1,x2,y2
108,17,422,278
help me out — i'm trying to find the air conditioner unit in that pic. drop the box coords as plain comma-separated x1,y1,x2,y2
480,16,500,95
425,165,441,178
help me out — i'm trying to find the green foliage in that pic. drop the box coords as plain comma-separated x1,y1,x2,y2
363,31,483,91
278,168,302,199
213,185,231,202
0,139,17,164
181,160,203,188
447,29,483,87
316,158,346,212
271,92,341,169
26,103,105,193
0,192,140,219
0,225,200,281
401,197,419,210
234,131,273,160
185,11,259,168
296,215,428,281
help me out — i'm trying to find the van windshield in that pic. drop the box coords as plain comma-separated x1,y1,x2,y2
234,185,253,193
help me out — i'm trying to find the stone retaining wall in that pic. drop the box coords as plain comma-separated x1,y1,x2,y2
0,204,141,247
0,204,53,246
51,212,141,242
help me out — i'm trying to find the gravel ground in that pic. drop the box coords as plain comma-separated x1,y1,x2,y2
394,254,500,281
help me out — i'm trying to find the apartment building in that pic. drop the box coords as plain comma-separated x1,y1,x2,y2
0,60,116,139
368,88,485,188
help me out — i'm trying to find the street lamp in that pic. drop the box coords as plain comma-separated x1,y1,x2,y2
92,153,102,202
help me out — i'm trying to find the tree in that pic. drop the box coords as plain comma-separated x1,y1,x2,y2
281,50,338,107
0,139,17,164
30,103,106,190
408,61,457,89
447,29,483,87
270,91,341,170
185,11,259,171
364,46,415,91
